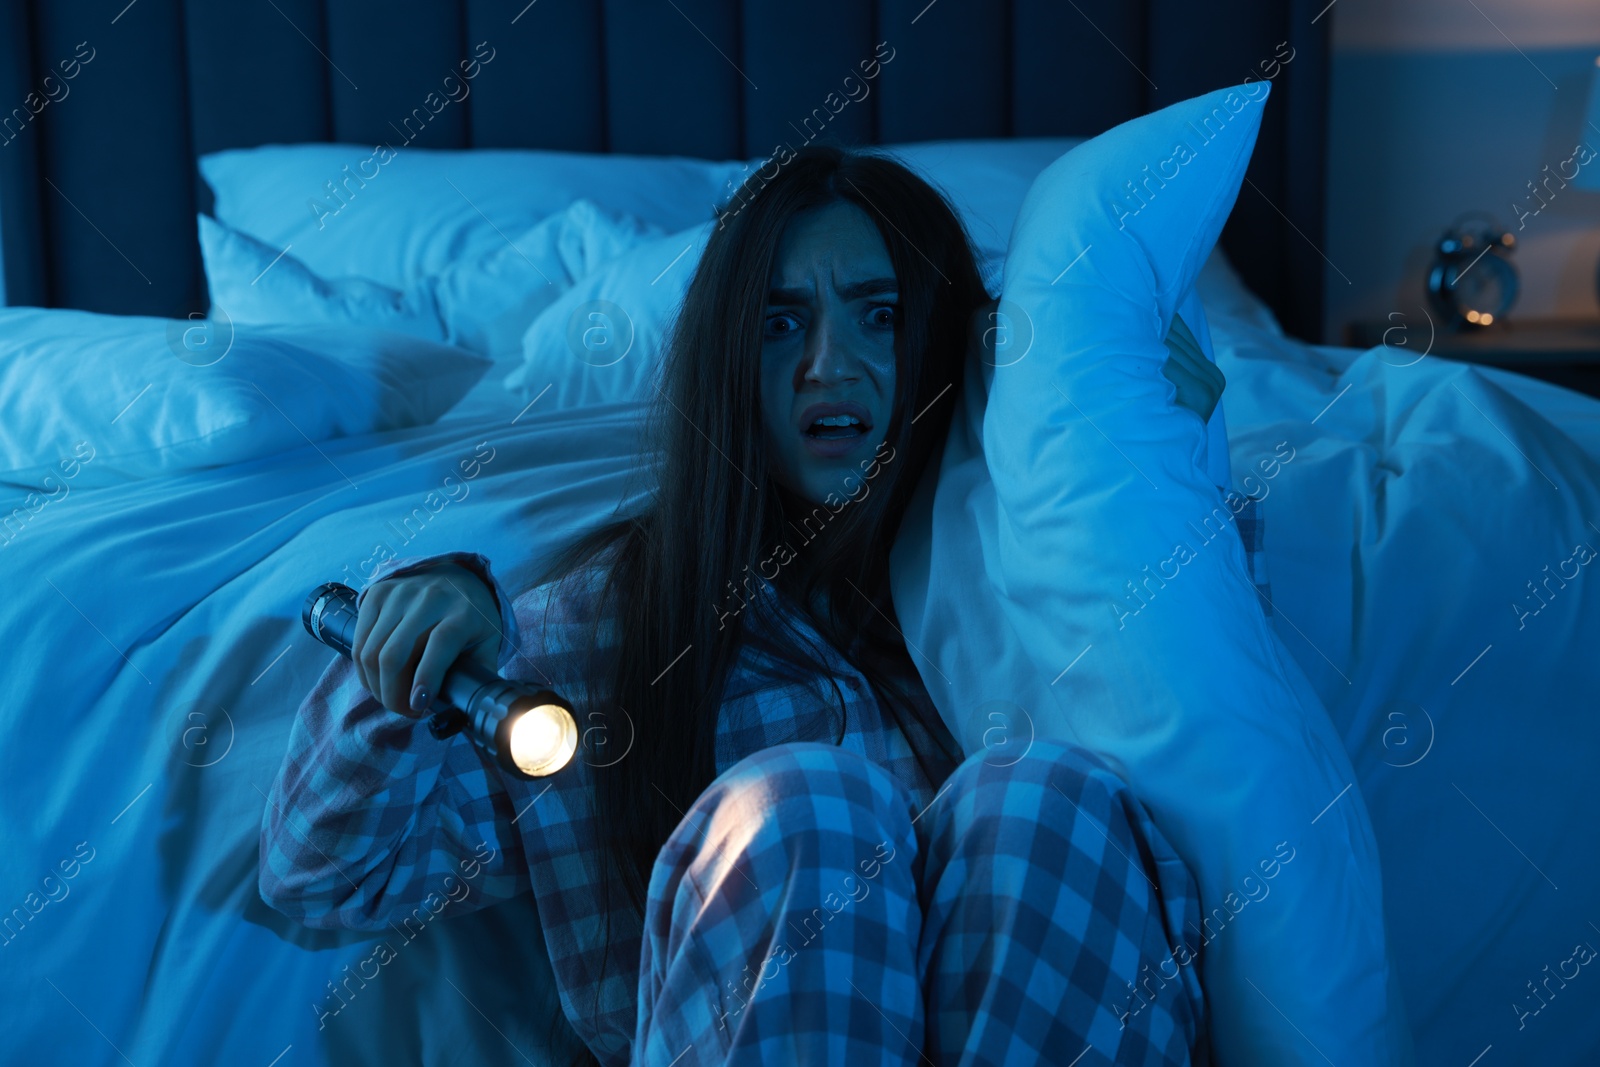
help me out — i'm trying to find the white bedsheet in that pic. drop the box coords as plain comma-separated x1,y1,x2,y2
4,323,1599,1065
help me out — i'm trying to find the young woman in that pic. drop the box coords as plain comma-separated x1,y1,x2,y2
261,145,1221,1066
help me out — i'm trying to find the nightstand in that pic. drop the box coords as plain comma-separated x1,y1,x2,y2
1343,317,1600,399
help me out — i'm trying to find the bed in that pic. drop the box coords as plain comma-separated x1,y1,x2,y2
3,3,1598,1066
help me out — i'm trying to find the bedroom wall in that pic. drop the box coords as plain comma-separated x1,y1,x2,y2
1325,0,1600,343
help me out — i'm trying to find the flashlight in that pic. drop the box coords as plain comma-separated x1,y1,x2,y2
302,582,578,778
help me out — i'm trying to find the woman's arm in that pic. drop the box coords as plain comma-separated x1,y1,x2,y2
258,553,533,931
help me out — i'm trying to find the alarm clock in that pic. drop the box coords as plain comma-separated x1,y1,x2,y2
1426,212,1518,329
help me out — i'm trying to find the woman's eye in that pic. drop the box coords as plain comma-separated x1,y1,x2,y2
765,312,801,337
867,304,897,328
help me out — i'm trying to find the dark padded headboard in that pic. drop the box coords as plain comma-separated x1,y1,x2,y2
0,0,1331,341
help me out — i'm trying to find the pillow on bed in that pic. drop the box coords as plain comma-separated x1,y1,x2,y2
504,222,713,406
199,144,744,288
200,200,662,357
878,137,1082,260
0,309,490,490
887,84,1416,1064
199,139,1078,292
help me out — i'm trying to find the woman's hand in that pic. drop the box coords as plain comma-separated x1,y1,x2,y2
351,562,504,718
1161,313,1226,423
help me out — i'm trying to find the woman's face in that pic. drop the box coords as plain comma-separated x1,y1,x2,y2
760,201,898,507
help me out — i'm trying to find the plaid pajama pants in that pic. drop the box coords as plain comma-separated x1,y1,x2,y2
632,739,1209,1066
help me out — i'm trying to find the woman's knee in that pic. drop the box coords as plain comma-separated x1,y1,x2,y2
654,742,917,889
931,738,1149,872
705,741,910,827
918,741,1205,1059
638,743,929,1060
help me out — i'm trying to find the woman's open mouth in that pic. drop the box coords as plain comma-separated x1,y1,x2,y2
801,412,870,458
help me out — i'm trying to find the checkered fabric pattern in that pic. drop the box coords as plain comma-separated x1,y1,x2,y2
635,739,1207,1066
260,547,1209,1065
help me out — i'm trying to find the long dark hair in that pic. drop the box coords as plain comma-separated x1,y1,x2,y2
533,143,991,1046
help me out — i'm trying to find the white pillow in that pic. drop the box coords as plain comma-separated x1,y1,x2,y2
199,215,445,341
877,137,1083,257
199,144,744,288
888,84,1415,1064
0,309,490,490
425,200,661,354
200,200,663,357
505,222,712,406
504,146,1235,490
199,139,1079,292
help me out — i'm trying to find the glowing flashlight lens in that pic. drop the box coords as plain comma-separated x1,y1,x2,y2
508,703,578,777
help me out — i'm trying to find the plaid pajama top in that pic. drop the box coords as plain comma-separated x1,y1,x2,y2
259,545,966,1066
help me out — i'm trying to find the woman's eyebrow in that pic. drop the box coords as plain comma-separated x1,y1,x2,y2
767,277,899,304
